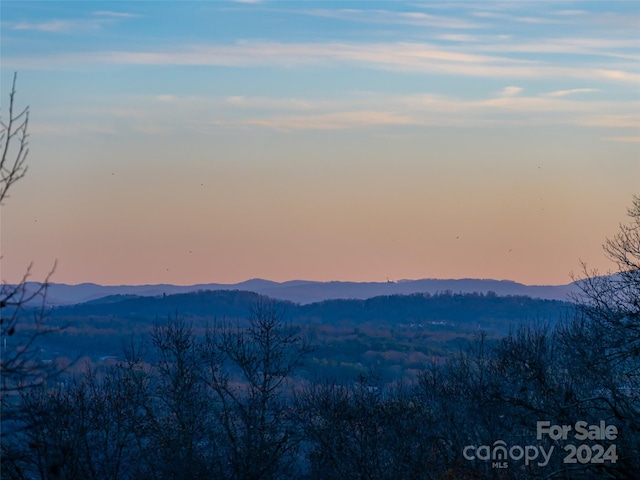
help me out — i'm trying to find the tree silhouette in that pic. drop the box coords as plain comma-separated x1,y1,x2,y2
1,73,62,475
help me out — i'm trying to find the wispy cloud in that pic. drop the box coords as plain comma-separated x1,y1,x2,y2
553,10,588,17
232,111,415,130
499,86,523,97
305,8,483,29
35,88,640,135
222,90,640,130
224,95,315,110
543,88,599,97
217,94,637,131
12,19,99,33
580,114,640,128
466,37,640,61
92,11,140,19
8,41,639,84
471,11,566,25
4,41,531,68
436,34,511,43
11,11,138,33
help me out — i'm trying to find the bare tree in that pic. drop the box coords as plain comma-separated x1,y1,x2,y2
1,73,63,478
1,72,29,204
1,72,55,395
566,195,639,397
558,195,640,477
146,314,215,479
204,300,313,479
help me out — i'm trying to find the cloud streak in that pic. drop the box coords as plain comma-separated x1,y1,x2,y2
305,8,484,29
83,90,640,133
92,11,140,19
543,88,599,97
471,10,567,25
500,86,523,97
10,11,139,33
467,37,640,61
11,19,101,33
230,111,415,130
7,41,639,83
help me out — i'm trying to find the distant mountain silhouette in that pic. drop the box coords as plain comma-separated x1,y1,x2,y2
49,289,571,328
23,277,578,306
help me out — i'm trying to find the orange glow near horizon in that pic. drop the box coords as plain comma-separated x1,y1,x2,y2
1,2,638,288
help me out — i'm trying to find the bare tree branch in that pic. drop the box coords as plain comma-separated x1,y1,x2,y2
1,72,29,204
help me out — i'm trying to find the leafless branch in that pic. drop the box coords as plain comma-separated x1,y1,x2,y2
1,72,29,204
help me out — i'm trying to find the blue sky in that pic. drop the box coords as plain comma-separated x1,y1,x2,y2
1,1,639,286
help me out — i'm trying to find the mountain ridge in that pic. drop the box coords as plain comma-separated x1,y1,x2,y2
48,289,571,331
20,277,578,306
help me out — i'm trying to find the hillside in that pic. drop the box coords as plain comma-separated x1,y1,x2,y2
34,289,573,383
49,289,571,326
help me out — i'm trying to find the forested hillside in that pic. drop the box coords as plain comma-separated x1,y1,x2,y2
22,290,570,383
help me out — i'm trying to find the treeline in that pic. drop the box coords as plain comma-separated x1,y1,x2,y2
2,296,638,479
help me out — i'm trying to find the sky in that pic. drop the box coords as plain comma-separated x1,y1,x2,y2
1,1,639,287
